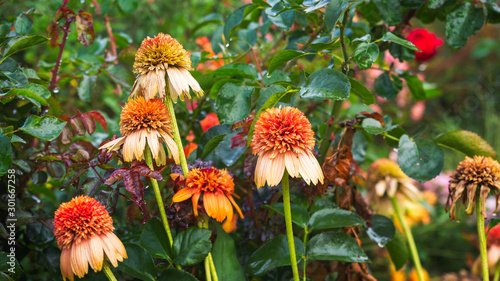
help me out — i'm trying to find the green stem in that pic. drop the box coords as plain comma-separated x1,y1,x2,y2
164,97,190,175
282,170,300,281
303,228,309,281
205,257,212,281
102,261,117,281
494,261,500,281
144,147,174,246
478,199,490,281
339,11,350,74
200,217,219,281
391,196,424,281
208,252,219,281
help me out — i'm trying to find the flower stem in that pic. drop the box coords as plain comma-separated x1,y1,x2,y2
102,261,118,281
282,170,300,281
201,217,219,281
303,228,309,281
494,261,500,281
390,196,424,281
205,257,212,281
164,97,190,175
144,146,174,247
477,199,490,281
208,252,219,281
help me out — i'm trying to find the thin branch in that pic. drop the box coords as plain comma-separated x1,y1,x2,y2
104,16,122,96
48,18,72,93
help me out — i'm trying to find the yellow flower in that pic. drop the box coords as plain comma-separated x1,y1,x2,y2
99,97,179,165
131,33,203,102
446,155,500,221
251,106,324,188
53,196,127,281
172,168,244,222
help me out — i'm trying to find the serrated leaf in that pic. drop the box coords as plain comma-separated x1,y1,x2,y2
374,72,402,99
0,135,12,176
19,115,66,141
354,42,379,69
324,0,352,32
215,83,253,124
434,130,498,160
398,134,444,182
246,235,304,276
306,232,369,262
140,218,172,260
445,3,485,49
78,75,96,102
1,35,48,64
268,50,312,74
76,11,95,47
308,208,365,231
172,227,212,266
372,0,403,25
213,224,246,281
224,4,252,41
117,243,156,281
105,64,135,89
404,75,426,101
15,16,32,35
158,268,199,281
299,68,350,100
386,230,409,270
380,32,421,51
262,203,310,228
348,77,375,105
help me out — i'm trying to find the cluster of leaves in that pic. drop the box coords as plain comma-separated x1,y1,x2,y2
1,0,500,280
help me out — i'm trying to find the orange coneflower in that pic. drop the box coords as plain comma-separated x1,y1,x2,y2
251,106,324,188
172,168,244,222
99,97,179,165
131,33,203,102
54,196,127,281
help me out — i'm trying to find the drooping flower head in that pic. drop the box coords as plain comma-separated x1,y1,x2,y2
446,156,500,221
251,106,324,188
366,158,425,221
99,97,179,165
53,196,127,281
131,33,203,102
406,29,443,62
172,168,244,222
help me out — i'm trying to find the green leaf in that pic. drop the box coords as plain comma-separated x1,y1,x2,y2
256,85,286,112
434,130,498,160
308,208,365,231
428,0,446,9
192,13,224,36
118,0,139,13
348,78,375,105
354,43,379,69
306,232,369,262
5,85,48,109
198,124,231,155
140,218,172,260
262,203,310,228
367,215,396,247
263,70,291,86
202,134,227,159
215,83,253,124
213,224,246,281
380,33,421,52
158,268,199,281
445,3,485,49
265,3,295,30
246,235,305,276
398,134,444,182
299,68,350,100
78,75,96,102
487,218,500,235
362,118,384,135
372,0,402,25
172,227,212,266
19,115,66,141
118,243,156,281
324,0,352,32
224,4,252,40
1,35,48,64
213,63,258,80
105,64,135,89
374,72,402,99
0,135,12,176
404,75,425,101
246,89,290,147
268,50,312,74
309,198,337,214
386,230,409,270
15,16,32,35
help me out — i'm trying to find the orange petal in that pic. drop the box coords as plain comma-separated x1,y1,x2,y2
192,192,201,217
172,187,196,203
228,194,244,219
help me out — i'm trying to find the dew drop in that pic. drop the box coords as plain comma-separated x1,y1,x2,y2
266,73,272,78
377,243,384,248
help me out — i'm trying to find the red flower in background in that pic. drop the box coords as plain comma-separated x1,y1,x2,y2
407,29,443,62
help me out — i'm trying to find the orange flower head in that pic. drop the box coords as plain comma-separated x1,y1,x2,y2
172,168,244,222
446,155,500,221
99,97,179,165
131,33,203,102
53,196,127,281
251,106,324,188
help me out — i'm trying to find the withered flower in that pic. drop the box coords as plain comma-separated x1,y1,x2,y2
131,33,203,102
446,156,500,221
